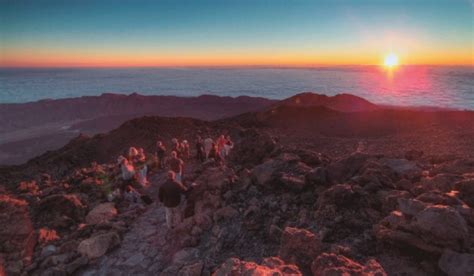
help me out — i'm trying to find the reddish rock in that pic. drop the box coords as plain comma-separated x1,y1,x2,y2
77,232,120,259
213,257,302,276
36,194,87,228
311,253,387,276
279,227,321,268
0,195,36,271
85,202,117,225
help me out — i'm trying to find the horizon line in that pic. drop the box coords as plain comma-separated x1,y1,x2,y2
1,64,473,69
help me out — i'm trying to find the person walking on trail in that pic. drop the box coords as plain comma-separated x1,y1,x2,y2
181,140,190,160
168,150,184,183
204,137,213,159
128,147,139,163
159,171,188,229
195,135,205,162
136,148,148,186
217,135,227,159
171,138,181,158
156,141,166,169
224,135,234,157
208,142,223,166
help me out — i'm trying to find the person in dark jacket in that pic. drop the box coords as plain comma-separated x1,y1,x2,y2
156,141,166,169
159,171,188,228
195,135,205,162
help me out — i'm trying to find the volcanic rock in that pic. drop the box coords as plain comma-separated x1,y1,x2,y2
85,203,117,225
213,257,302,276
77,232,120,259
455,179,474,207
278,227,321,269
438,250,474,276
311,253,387,276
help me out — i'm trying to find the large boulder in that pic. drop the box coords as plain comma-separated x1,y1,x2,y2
212,257,302,276
430,158,474,176
326,153,373,183
420,174,463,192
397,198,428,217
379,158,422,180
85,203,117,225
411,205,469,251
438,250,474,276
317,184,363,210
36,194,87,228
455,179,474,207
77,232,120,259
229,129,277,168
0,195,36,274
311,253,387,276
252,153,311,191
279,227,321,268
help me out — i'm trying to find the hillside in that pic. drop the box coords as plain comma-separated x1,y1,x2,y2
0,93,276,165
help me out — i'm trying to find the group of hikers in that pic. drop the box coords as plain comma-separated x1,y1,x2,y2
114,134,234,228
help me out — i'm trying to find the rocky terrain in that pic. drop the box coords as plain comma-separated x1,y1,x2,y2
1,93,473,275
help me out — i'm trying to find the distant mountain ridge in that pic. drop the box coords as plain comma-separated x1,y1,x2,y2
273,92,379,112
0,93,276,132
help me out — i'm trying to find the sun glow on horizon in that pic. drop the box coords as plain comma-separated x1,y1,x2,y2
384,53,399,68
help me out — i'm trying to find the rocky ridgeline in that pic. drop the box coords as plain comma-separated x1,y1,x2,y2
1,130,474,276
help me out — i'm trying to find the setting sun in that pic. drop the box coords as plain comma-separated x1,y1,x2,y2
384,53,399,68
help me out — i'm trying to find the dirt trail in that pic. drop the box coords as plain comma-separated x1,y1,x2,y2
79,162,199,275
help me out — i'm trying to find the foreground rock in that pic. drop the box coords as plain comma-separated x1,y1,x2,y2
438,250,474,276
77,232,120,259
311,253,387,276
213,257,302,275
85,203,118,225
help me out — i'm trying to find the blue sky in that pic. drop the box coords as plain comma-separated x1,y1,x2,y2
1,0,472,66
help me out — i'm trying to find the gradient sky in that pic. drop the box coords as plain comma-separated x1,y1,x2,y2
0,0,472,67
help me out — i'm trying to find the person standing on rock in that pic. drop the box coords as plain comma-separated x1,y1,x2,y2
181,140,190,160
171,138,181,158
156,141,166,170
217,135,227,159
204,137,213,159
128,147,139,163
224,135,233,157
136,148,148,186
168,151,184,183
196,135,205,162
208,142,223,166
159,171,188,229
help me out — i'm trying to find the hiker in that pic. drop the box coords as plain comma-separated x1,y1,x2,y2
168,150,184,183
195,135,205,162
171,138,181,157
118,156,135,183
158,171,188,229
224,135,234,157
204,137,213,159
136,148,148,186
128,147,139,163
117,155,152,205
156,140,166,169
217,135,227,159
208,142,223,166
181,140,190,160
